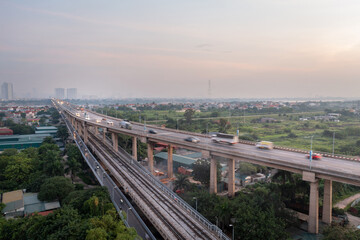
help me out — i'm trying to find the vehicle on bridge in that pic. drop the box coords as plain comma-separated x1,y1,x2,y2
107,121,114,126
256,141,274,149
96,119,101,123
85,116,90,120
148,129,157,134
307,153,322,160
184,136,200,143
211,133,238,145
75,112,80,117
120,120,132,130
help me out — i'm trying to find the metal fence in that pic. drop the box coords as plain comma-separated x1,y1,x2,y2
102,136,230,240
60,111,155,240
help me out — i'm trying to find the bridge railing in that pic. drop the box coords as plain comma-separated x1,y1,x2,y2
65,101,360,162
59,109,155,240
102,135,229,240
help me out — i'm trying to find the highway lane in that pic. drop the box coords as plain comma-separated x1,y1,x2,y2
60,102,360,184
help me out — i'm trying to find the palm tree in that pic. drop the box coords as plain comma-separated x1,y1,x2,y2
173,174,190,191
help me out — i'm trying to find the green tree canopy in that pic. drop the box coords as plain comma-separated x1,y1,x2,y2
38,176,75,202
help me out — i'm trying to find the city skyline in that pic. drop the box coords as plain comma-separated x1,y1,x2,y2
1,1,360,99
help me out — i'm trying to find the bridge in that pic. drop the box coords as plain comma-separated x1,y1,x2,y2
54,99,360,235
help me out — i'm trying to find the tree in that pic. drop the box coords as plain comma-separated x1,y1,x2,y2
323,225,360,240
42,136,56,144
42,150,64,176
65,157,81,181
218,118,231,133
57,125,69,142
173,174,191,191
21,112,26,119
192,159,221,186
38,176,75,201
86,209,139,240
4,156,34,184
184,109,195,123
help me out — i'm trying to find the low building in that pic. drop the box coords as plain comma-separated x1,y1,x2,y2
0,133,52,151
1,190,60,219
1,190,24,218
35,126,57,136
154,152,197,171
0,128,13,135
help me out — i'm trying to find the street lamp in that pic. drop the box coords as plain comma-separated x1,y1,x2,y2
229,224,234,240
332,131,335,157
127,207,132,223
193,197,198,211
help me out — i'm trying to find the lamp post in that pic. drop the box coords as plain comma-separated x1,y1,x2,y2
332,131,335,157
127,207,132,223
193,197,198,211
229,224,234,240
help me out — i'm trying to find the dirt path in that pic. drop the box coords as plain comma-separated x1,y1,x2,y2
334,193,360,209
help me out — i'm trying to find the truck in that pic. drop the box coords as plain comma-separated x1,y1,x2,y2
255,141,274,150
211,133,238,145
120,120,132,130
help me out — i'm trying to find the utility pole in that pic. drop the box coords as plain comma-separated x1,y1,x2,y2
332,132,335,157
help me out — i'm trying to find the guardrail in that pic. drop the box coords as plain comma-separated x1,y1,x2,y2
59,109,155,240
101,135,229,240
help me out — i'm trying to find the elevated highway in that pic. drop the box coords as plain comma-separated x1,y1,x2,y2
54,99,360,234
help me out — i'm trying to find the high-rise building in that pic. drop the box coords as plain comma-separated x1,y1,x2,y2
1,82,14,100
55,88,65,99
66,88,77,99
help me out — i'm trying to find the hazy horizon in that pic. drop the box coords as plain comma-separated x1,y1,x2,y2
1,1,360,99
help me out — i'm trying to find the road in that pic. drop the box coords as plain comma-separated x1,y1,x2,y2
59,101,360,187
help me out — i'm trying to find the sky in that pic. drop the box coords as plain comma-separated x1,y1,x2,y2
1,0,360,99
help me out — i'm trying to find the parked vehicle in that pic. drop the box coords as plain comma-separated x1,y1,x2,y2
211,133,238,145
184,136,200,143
306,153,322,160
256,141,274,149
120,120,132,130
148,129,157,134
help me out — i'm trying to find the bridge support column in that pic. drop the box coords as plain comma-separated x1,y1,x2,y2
102,128,107,144
309,180,319,234
210,157,217,194
228,158,235,197
167,145,173,178
95,126,99,135
147,142,154,175
111,132,118,152
132,137,137,160
83,124,88,144
322,179,332,224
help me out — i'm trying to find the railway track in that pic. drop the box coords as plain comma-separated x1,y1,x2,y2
88,132,219,240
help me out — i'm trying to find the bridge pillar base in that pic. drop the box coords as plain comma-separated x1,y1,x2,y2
132,137,137,160
308,180,319,234
322,180,332,224
111,132,118,152
167,145,173,178
147,142,154,175
228,158,235,197
210,157,217,194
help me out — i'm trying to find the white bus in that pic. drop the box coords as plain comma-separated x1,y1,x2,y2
211,133,238,145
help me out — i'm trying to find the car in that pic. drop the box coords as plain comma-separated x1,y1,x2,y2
184,136,200,143
148,129,157,134
306,153,322,160
96,119,101,123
